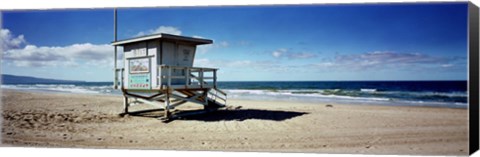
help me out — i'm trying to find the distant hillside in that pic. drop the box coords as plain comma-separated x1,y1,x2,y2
1,74,86,84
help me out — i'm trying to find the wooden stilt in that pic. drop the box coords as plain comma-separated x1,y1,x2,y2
203,89,210,111
123,95,129,114
163,90,171,120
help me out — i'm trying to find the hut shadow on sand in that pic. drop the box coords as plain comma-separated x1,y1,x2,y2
124,107,308,122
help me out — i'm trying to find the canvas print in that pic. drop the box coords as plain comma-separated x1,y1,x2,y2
130,58,149,73
0,2,475,156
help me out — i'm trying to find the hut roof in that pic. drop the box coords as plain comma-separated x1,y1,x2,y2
111,33,213,46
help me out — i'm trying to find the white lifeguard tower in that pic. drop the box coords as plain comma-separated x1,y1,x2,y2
111,33,227,121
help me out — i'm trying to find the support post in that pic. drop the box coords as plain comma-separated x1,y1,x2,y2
200,69,204,88
185,67,190,88
123,95,129,114
158,66,163,90
121,68,124,88
203,89,209,111
213,69,217,88
113,8,118,89
164,90,171,119
167,67,172,88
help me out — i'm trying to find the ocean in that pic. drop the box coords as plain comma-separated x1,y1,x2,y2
1,81,468,108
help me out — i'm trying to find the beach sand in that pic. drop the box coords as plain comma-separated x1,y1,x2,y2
0,89,468,155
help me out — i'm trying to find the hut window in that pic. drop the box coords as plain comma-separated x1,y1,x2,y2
129,58,150,73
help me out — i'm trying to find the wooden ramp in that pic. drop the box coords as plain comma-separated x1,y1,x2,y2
177,89,226,109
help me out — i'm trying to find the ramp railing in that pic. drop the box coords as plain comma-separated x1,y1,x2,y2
208,87,227,106
157,65,227,105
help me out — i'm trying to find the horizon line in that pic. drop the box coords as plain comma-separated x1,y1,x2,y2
1,73,468,83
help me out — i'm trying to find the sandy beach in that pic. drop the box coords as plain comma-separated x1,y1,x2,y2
0,89,468,155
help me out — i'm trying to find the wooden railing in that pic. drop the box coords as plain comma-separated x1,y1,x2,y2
157,65,218,89
114,65,226,105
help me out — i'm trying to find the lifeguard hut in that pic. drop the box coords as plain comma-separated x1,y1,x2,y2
111,33,227,121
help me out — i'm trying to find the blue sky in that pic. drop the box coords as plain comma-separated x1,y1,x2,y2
1,3,468,81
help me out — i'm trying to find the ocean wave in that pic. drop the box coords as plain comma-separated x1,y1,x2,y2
224,89,467,108
360,88,377,92
225,89,391,101
2,84,467,108
1,84,115,94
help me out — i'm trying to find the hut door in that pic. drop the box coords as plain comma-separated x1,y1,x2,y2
161,42,178,84
176,44,195,67
174,44,195,79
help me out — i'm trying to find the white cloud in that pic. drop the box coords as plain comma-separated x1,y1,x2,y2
308,51,462,71
1,29,27,51
271,48,317,59
441,64,454,68
310,62,335,68
192,35,205,39
194,58,284,71
135,26,182,37
3,43,113,67
196,44,213,54
195,58,256,68
197,50,465,75
219,41,229,47
206,59,309,75
272,48,286,58
196,40,229,54
335,51,452,68
288,52,317,59
1,28,119,68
